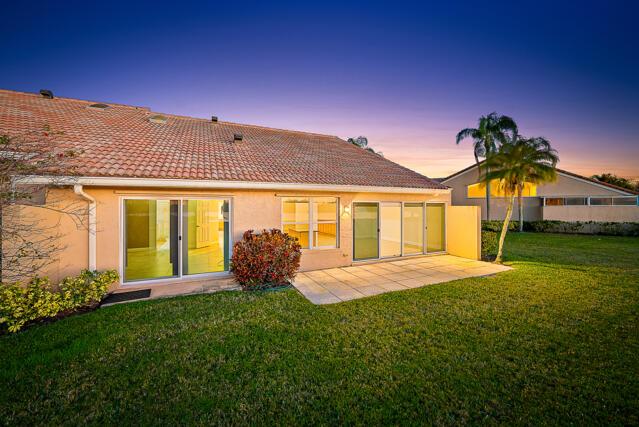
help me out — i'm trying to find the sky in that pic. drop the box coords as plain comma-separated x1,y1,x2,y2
1,0,638,179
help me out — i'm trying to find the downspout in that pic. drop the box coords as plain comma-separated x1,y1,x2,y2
73,184,97,270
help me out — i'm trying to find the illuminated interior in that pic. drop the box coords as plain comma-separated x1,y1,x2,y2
403,203,424,254
380,203,402,257
181,199,229,275
124,198,229,282
467,181,537,198
282,197,338,249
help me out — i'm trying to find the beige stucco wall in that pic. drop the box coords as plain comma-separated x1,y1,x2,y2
16,186,471,288
537,174,626,197
446,206,481,260
543,206,639,222
444,167,542,221
444,167,632,221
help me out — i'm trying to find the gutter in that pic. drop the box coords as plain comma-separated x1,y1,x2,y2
73,184,97,270
24,176,451,195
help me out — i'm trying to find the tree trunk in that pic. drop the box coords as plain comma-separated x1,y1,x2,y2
495,195,514,263
485,180,491,221
518,185,524,232
0,201,3,283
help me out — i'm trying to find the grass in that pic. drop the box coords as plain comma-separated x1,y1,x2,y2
1,233,638,425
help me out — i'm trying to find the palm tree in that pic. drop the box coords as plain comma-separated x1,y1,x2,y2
456,113,518,220
481,137,559,262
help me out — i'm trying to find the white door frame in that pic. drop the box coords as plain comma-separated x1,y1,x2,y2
119,195,233,286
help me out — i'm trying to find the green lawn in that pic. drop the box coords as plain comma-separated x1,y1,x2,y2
1,233,638,425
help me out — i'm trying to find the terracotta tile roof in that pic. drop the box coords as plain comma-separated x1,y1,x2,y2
0,89,446,190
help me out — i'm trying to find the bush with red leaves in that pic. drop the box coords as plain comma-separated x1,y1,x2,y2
230,229,302,290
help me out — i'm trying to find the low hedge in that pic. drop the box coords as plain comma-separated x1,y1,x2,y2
482,220,639,237
0,270,119,333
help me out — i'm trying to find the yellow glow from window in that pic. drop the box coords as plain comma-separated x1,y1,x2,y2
467,181,537,198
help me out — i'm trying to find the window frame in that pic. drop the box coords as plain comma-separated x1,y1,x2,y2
281,197,339,250
119,195,233,286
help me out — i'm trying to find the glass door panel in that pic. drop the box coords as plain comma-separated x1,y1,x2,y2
426,203,445,252
403,203,424,255
380,202,402,257
124,199,179,282
353,203,379,260
182,199,229,275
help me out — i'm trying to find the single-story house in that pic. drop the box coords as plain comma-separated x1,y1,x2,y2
439,163,639,222
0,89,480,289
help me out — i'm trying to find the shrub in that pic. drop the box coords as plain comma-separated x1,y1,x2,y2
482,220,519,232
482,231,498,260
523,220,639,236
231,229,302,291
0,270,118,333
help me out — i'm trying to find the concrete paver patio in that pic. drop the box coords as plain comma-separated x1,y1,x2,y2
293,255,512,304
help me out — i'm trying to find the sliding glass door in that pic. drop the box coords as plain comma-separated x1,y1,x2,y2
353,203,379,260
426,203,446,252
403,203,424,255
181,200,229,275
124,198,230,282
124,200,179,281
380,202,402,258
353,201,444,260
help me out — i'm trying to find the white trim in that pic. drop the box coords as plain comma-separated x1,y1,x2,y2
20,175,450,195
73,185,97,270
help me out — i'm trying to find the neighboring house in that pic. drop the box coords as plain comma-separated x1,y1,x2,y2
440,163,639,222
0,89,480,288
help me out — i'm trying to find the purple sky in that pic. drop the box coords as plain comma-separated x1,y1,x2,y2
2,1,638,178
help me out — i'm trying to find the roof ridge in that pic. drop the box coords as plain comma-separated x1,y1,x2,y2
0,89,340,139
0,88,150,111
145,110,341,139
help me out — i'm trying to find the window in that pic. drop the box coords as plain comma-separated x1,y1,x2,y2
565,197,587,206
612,197,637,206
544,198,564,206
282,197,338,249
590,197,613,206
467,180,537,198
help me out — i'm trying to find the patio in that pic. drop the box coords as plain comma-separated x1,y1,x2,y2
293,255,512,304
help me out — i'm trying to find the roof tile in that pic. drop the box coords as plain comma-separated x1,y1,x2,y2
0,90,446,190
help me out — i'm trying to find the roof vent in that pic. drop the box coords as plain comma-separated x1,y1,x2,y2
89,103,109,109
233,133,243,143
39,89,54,99
211,116,218,122
149,114,168,124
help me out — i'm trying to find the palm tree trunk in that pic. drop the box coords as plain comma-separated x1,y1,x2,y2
485,180,491,221
518,185,523,232
495,195,514,263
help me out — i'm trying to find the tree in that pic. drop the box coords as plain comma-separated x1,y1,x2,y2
455,113,518,220
591,173,639,192
348,136,383,157
481,136,559,262
0,128,85,283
